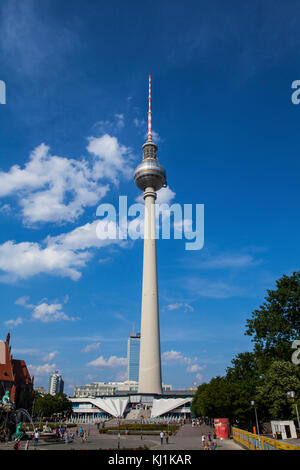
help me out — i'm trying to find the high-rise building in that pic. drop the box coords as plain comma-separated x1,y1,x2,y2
48,370,64,395
134,76,167,394
127,332,140,382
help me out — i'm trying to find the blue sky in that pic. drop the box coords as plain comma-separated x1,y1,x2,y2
0,0,300,393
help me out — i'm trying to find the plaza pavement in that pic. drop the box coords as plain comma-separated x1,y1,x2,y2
156,423,243,451
0,423,243,451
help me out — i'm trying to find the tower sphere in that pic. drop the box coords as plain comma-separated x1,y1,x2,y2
134,141,167,192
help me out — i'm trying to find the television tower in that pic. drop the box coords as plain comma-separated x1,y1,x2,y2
134,76,167,394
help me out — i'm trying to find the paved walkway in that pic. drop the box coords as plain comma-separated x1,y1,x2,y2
153,423,243,451
0,434,158,451
0,424,243,451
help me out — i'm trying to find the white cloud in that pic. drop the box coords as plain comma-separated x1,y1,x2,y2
0,239,90,282
0,143,109,224
15,296,30,306
115,114,125,129
42,351,58,362
94,114,125,133
0,134,134,224
162,350,198,365
0,203,11,214
136,186,175,205
87,355,127,368
133,118,146,128
46,220,121,251
27,363,56,376
17,296,78,323
32,302,77,323
0,219,123,282
186,364,206,373
166,303,194,312
81,343,101,353
195,373,204,383
4,317,23,327
87,134,133,184
144,130,162,142
156,186,175,205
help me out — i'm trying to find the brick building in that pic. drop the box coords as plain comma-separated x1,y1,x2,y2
0,333,34,411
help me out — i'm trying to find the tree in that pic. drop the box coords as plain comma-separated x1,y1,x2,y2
245,271,300,372
52,393,73,418
191,377,244,422
32,392,72,420
226,352,265,427
255,361,300,420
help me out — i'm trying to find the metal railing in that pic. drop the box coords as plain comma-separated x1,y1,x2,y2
232,427,300,450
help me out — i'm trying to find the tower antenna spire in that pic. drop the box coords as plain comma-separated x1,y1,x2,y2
148,74,152,141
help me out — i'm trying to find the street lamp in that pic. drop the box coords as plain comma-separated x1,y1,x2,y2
287,391,300,432
250,401,260,435
117,417,121,450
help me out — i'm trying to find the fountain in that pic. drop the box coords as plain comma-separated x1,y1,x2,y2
0,393,34,442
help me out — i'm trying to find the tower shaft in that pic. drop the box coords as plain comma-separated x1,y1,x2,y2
138,187,162,394
134,76,166,395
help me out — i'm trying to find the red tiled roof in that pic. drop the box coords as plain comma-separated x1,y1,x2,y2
12,359,33,384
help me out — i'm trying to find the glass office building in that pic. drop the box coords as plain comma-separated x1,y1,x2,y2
127,333,140,382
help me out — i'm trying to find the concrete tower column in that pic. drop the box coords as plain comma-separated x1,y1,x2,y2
134,76,166,395
138,186,162,394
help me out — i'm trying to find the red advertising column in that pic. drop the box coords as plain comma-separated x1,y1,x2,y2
214,418,229,439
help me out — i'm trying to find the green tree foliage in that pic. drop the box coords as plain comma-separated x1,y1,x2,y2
32,392,72,419
245,271,300,370
192,355,263,426
192,272,300,429
256,361,300,420
226,352,265,424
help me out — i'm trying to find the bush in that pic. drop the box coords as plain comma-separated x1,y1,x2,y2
99,424,179,435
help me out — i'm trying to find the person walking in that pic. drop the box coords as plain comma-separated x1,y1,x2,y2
13,440,20,450
34,429,39,448
160,431,164,445
201,434,206,448
165,431,169,444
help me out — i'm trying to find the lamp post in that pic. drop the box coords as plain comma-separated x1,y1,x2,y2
117,417,121,450
287,391,300,432
250,401,260,435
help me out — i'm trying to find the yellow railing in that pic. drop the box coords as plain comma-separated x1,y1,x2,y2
232,427,300,450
